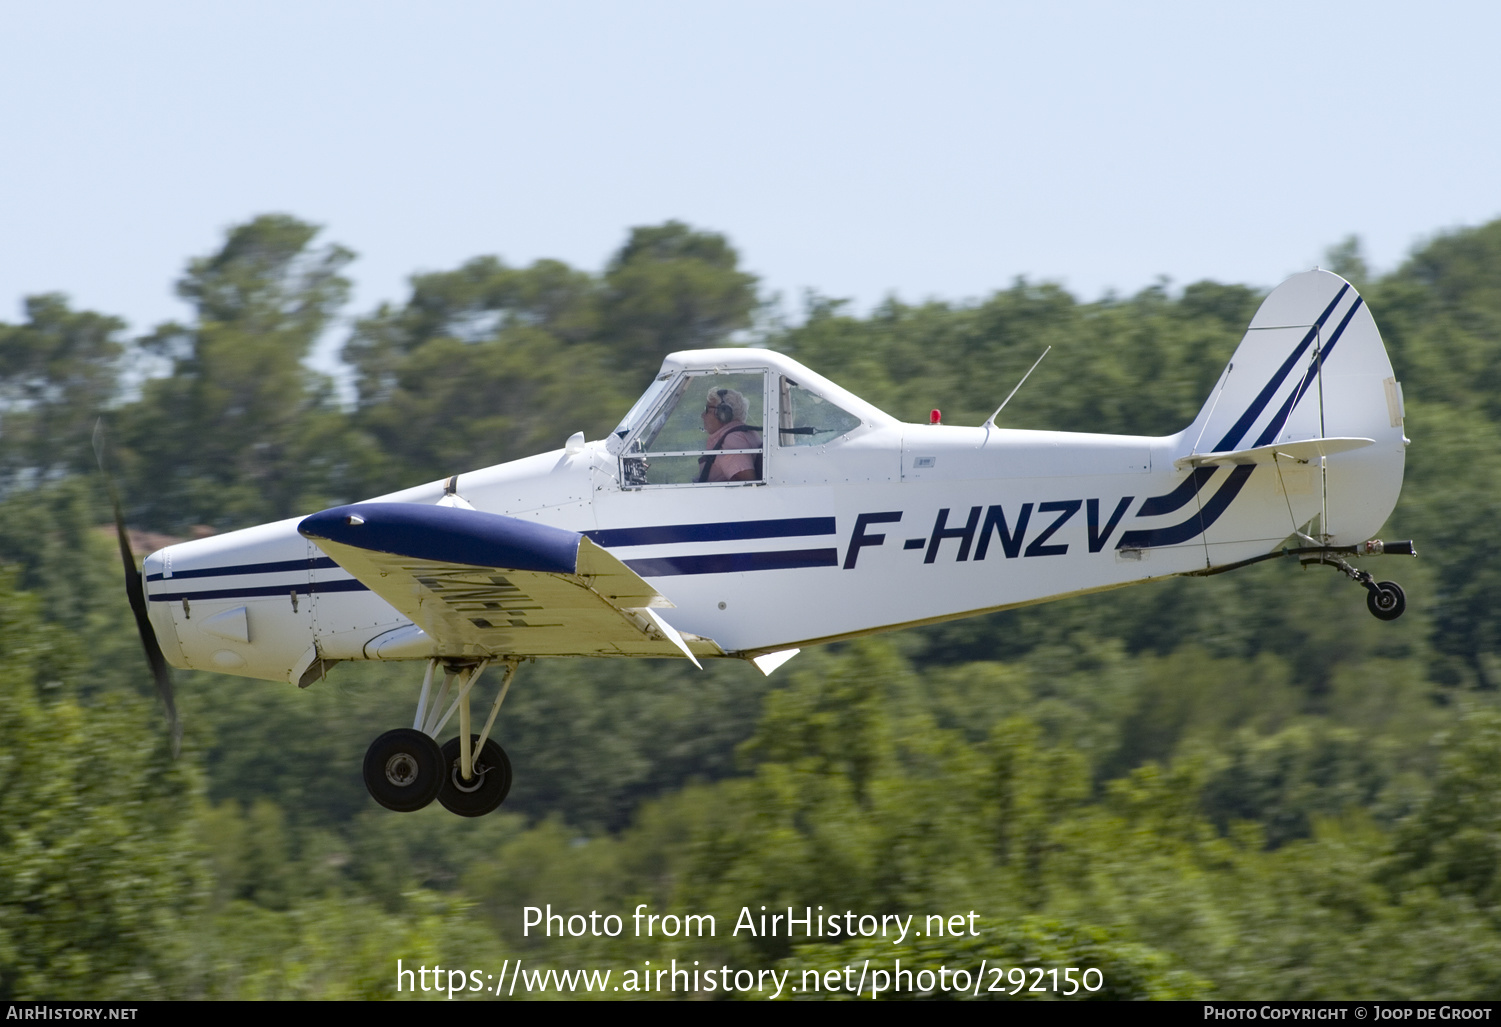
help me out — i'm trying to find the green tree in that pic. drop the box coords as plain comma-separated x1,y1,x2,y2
119,214,356,530
1387,708,1501,916
345,323,626,495
0,575,208,999
0,294,127,490
1324,235,1371,289
341,222,760,496
601,221,760,379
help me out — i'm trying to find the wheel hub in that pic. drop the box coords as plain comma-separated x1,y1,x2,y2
385,752,420,787
450,761,488,793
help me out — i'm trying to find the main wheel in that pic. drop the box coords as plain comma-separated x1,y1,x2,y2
363,728,445,812
437,735,513,817
1367,580,1406,621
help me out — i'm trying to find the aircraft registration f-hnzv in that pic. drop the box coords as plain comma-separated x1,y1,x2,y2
109,269,1415,817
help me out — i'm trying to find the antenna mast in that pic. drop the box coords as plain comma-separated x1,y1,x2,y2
982,346,1052,429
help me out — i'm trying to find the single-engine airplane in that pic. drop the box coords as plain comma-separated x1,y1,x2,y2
105,269,1415,817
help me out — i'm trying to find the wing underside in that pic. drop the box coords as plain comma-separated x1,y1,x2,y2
299,504,721,662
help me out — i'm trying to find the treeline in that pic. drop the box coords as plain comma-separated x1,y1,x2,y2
0,216,755,526
2,217,1501,998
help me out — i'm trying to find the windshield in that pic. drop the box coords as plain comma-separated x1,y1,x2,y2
611,372,677,438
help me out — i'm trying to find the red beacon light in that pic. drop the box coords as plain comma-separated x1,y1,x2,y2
929,409,942,425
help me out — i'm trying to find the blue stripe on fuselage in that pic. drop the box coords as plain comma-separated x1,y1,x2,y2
585,516,836,548
148,578,370,602
146,556,340,582
1135,467,1216,517
625,548,840,576
150,513,842,599
1116,464,1256,549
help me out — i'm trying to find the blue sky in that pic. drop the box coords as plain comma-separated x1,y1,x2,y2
3,1,1498,372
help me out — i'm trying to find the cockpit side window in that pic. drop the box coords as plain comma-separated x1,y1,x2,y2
777,376,863,446
620,371,765,487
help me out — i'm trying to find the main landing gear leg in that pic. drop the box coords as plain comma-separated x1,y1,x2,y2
438,658,517,817
360,657,519,815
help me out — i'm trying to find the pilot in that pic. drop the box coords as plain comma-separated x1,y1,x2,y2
698,387,762,482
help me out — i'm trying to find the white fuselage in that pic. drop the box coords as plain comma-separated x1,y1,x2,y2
143,298,1407,686
143,419,1398,685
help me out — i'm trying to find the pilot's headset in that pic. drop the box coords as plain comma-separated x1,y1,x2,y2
713,389,735,423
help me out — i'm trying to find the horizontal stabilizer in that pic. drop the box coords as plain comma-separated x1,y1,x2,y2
1174,436,1373,470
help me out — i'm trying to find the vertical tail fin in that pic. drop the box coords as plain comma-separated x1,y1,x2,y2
1180,269,1406,546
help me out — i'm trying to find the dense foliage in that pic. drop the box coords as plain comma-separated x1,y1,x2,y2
3,216,1501,999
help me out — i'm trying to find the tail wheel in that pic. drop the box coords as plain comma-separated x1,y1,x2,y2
437,735,513,817
363,728,445,812
1367,580,1406,621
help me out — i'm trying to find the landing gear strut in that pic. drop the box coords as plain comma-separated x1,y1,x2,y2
361,657,521,815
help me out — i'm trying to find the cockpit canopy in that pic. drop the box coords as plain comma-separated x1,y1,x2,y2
609,349,893,489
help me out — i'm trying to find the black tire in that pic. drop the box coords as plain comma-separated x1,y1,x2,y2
363,728,445,812
1367,580,1406,621
437,735,513,817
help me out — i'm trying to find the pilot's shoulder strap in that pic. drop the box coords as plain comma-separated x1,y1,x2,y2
697,426,764,483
